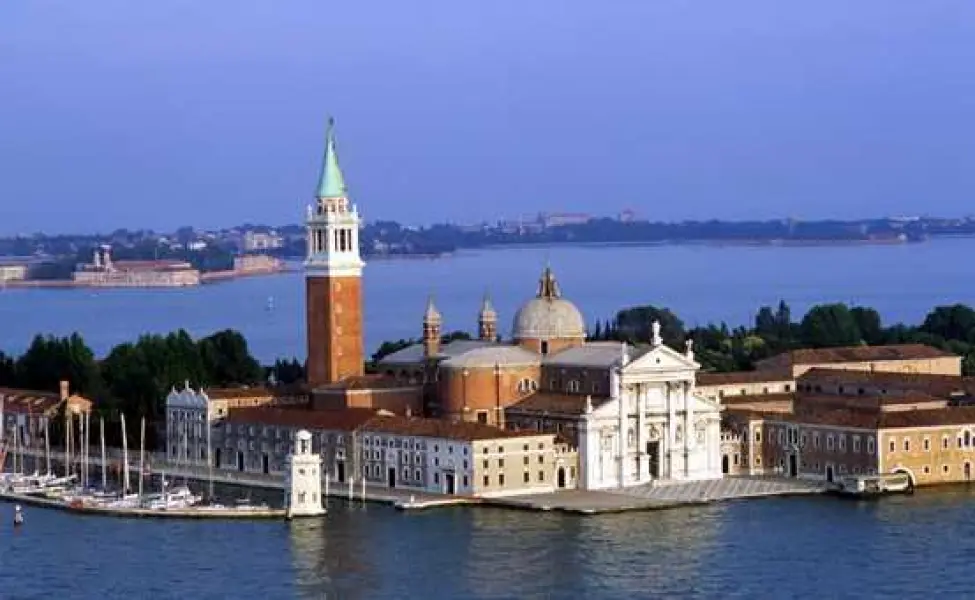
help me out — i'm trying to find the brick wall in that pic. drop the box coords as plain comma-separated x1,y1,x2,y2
306,275,364,386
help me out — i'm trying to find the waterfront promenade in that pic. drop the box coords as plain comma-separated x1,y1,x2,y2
10,447,824,515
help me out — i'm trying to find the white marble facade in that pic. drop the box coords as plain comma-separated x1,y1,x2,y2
578,332,723,490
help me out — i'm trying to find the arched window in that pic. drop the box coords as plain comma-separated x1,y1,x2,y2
517,378,537,394
567,380,581,393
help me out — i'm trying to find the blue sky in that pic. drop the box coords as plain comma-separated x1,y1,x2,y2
2,1,974,234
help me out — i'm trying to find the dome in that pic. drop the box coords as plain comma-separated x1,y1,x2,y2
512,266,586,341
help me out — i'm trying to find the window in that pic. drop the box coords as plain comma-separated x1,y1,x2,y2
434,445,439,452
517,378,538,394
944,436,950,450
755,457,762,466
784,384,792,392
814,433,820,449
499,474,505,486
538,471,545,482
483,475,489,486
903,439,910,452
755,430,762,443
853,437,861,453
434,472,439,484
827,435,835,451
448,446,454,454
538,456,544,464
523,472,530,483
482,460,488,469
498,446,504,454
889,439,896,453
483,447,488,455
524,456,529,466
498,459,505,468
567,380,580,393
839,436,846,453
943,465,950,474
923,466,931,474
434,458,440,467
462,476,469,486
923,438,931,452
778,430,785,445
476,411,488,424
801,433,807,447
867,437,875,454
463,460,468,469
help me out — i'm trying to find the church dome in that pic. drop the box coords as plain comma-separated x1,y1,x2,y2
512,266,586,341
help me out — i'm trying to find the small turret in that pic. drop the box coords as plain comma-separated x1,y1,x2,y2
478,293,497,341
423,296,442,358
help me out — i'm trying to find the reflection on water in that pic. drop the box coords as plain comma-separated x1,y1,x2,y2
11,488,975,598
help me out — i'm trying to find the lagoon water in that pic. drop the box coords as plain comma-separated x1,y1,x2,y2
2,241,975,598
2,238,974,362
1,489,974,599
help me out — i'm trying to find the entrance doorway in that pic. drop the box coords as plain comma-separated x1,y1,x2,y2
966,462,972,481
445,473,456,494
789,454,798,478
557,467,567,488
237,451,245,472
646,441,660,478
213,448,221,468
722,455,730,474
337,461,346,483
388,467,397,488
825,464,834,483
262,453,270,474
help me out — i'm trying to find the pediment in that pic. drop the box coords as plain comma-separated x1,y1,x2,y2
622,344,699,376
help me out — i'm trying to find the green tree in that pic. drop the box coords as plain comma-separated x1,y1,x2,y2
850,306,884,345
921,304,975,343
198,329,262,386
613,305,685,346
799,304,862,348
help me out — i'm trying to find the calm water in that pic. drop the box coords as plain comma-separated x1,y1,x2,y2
1,489,974,599
3,241,975,597
2,238,975,362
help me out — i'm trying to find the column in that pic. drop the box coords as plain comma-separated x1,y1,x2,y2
617,372,625,488
637,384,646,482
667,382,677,480
684,381,694,478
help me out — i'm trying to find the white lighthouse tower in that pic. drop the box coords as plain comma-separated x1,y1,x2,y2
285,430,326,518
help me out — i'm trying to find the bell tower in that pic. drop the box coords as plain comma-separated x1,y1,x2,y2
305,118,365,387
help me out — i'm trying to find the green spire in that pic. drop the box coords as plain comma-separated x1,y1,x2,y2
316,117,348,199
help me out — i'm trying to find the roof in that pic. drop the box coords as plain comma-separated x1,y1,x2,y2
316,118,348,199
506,392,611,416
223,407,544,442
543,342,630,368
378,339,494,365
720,392,795,406
880,407,975,428
798,368,975,397
512,265,586,340
204,384,306,400
440,345,541,370
770,344,955,365
0,387,62,414
316,375,421,392
696,370,793,386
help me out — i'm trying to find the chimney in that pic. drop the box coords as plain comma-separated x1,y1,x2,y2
59,380,70,401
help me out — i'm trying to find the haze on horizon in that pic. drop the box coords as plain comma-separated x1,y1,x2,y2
2,1,974,236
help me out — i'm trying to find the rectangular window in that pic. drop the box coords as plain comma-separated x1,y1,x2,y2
839,436,846,452
814,433,820,449
524,456,529,466
434,472,439,484
903,439,910,452
755,430,762,443
853,437,861,453
944,436,950,450
482,460,488,469
499,459,505,468
538,471,545,482
923,438,931,452
889,439,896,453
499,474,505,486
483,475,489,486
523,472,529,483
868,438,875,454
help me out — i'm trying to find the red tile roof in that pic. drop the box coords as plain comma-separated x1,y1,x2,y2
506,392,611,416
771,344,955,365
224,407,545,441
0,387,62,414
798,368,975,397
696,370,793,386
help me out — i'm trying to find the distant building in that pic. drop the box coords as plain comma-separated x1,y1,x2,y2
242,231,284,252
73,246,201,287
233,254,285,273
0,262,28,281
538,212,592,228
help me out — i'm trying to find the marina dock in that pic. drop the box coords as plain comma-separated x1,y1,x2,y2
0,490,286,520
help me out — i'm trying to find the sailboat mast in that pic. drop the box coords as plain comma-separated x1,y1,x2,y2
138,417,145,499
44,418,51,476
207,410,214,502
100,416,107,490
121,413,130,494
64,410,71,478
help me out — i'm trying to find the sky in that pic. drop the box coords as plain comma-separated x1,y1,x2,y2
2,1,974,235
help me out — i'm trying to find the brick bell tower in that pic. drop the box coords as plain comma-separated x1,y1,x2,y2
305,118,365,387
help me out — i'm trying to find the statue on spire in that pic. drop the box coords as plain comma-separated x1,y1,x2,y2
536,264,561,299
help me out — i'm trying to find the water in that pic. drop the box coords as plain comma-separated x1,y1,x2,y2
1,489,973,599
2,238,974,362
3,241,975,597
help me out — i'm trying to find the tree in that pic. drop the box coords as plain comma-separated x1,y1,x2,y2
14,333,103,395
0,351,15,386
921,305,975,343
613,305,685,346
268,358,304,385
850,306,884,345
799,304,862,348
198,329,262,386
